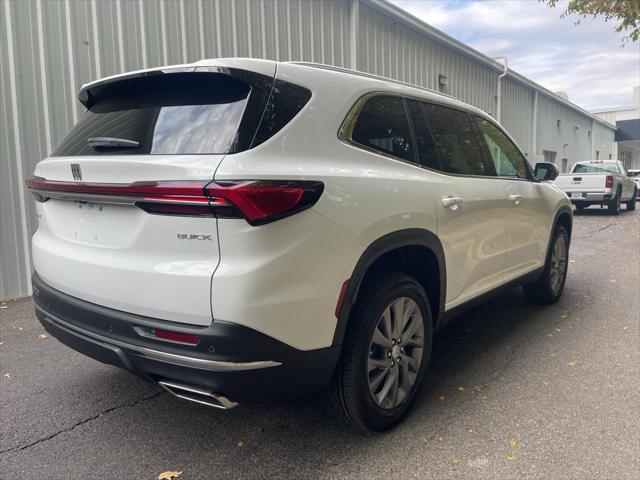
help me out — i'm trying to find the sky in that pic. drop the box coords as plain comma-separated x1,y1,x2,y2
390,0,640,110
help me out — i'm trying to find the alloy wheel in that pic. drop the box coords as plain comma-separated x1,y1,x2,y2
366,297,425,409
549,235,568,295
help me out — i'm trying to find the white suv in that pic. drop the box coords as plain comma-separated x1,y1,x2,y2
27,59,572,431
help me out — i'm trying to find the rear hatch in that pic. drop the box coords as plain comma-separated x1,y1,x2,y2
29,63,275,325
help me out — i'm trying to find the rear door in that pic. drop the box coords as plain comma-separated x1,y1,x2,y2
407,100,510,309
30,67,274,325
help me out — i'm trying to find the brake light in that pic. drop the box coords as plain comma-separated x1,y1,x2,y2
26,177,323,225
605,175,613,188
206,181,324,225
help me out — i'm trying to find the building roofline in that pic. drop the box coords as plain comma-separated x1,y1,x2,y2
365,0,616,131
590,106,639,113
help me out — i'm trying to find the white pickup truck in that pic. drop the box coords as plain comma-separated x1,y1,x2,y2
554,160,637,214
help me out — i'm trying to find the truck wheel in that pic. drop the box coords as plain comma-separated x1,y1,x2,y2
607,188,621,215
322,272,433,431
523,226,569,305
626,188,637,211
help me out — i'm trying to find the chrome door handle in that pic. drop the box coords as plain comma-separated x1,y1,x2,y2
441,197,463,210
508,194,522,205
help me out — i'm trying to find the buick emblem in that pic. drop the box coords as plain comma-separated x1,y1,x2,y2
71,163,82,181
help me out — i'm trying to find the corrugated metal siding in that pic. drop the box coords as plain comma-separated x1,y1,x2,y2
0,0,615,299
357,3,496,115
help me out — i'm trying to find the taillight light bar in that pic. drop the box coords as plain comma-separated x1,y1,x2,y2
25,177,323,225
605,175,613,189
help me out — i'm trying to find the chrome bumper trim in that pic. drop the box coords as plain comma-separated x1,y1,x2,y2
36,305,282,372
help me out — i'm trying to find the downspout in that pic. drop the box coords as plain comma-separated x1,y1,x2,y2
493,56,508,123
349,0,359,70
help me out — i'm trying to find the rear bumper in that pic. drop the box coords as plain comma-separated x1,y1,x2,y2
32,273,340,404
569,192,612,204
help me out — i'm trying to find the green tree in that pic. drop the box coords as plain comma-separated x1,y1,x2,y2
542,0,640,42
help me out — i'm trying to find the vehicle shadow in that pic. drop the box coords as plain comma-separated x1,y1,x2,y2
62,287,570,477
573,203,637,216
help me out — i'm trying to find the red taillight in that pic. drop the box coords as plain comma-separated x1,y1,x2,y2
153,329,200,346
26,177,323,225
605,175,613,188
206,181,323,225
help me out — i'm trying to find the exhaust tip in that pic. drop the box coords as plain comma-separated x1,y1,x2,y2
158,379,238,410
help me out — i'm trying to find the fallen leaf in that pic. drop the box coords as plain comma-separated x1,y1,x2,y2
457,386,465,392
37,334,48,340
567,361,577,366
452,458,460,465
3,373,10,379
237,440,245,448
0,302,7,309
157,471,182,480
437,436,444,442
506,454,518,461
438,395,446,401
509,439,518,449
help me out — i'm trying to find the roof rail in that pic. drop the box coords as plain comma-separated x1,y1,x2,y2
289,61,456,100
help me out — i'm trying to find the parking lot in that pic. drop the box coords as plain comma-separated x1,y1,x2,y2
1,207,638,480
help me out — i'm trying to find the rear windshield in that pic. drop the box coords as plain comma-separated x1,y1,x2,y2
53,72,311,156
573,163,620,174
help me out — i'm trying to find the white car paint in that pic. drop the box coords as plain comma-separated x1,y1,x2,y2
30,58,571,351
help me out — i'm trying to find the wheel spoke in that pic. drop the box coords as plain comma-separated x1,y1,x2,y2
369,368,389,392
401,353,419,372
368,357,389,373
372,325,391,348
402,315,422,343
382,307,393,339
392,299,405,338
376,367,398,405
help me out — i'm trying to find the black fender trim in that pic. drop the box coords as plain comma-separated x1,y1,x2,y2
331,228,446,347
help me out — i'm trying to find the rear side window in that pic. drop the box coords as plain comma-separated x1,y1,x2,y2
251,80,311,148
422,103,495,177
350,96,414,162
475,117,528,178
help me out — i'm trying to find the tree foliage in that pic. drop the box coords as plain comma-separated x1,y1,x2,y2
542,0,640,42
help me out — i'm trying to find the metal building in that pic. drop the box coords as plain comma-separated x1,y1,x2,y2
0,0,616,300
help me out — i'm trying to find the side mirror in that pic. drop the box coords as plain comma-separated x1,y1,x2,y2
534,162,559,181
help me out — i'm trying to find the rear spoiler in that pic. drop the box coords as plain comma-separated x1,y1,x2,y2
78,58,277,109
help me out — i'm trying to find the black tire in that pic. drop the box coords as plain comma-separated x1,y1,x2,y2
607,188,621,215
523,226,569,305
626,189,637,211
322,272,433,432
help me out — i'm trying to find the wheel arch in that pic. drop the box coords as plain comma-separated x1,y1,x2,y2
332,229,446,347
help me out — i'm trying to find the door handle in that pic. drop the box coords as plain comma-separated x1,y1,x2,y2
441,196,463,210
508,194,522,205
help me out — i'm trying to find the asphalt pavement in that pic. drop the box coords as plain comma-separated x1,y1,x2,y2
1,206,639,480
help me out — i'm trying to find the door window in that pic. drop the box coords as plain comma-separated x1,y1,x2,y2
475,117,529,178
421,103,495,176
350,96,415,162
406,99,440,170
